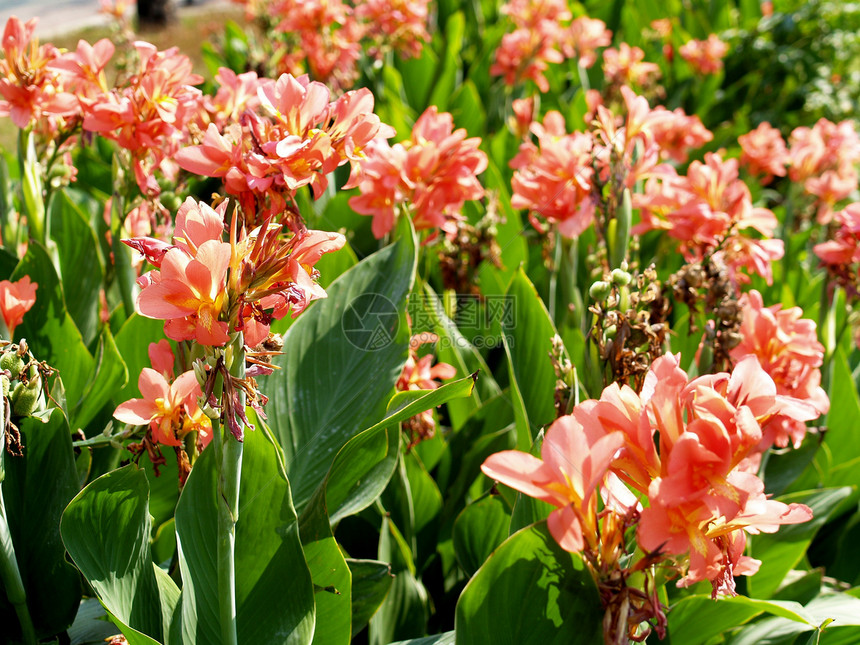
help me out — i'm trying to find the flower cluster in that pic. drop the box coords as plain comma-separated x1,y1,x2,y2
739,118,860,222
602,42,661,88
634,153,783,284
491,3,612,92
482,353,819,641
678,34,729,75
236,0,431,89
113,340,211,483
349,106,487,238
126,197,345,348
730,290,829,451
0,17,77,131
177,71,392,224
53,39,203,197
509,86,711,238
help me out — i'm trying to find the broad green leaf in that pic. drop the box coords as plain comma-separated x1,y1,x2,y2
67,598,123,645
416,283,499,429
11,241,93,415
395,46,438,109
71,328,128,433
349,559,393,638
171,424,315,645
299,485,351,645
820,350,860,485
390,633,454,645
455,522,602,644
748,487,853,599
452,495,511,575
264,217,417,513
370,517,428,645
504,269,558,436
668,594,813,645
61,464,168,642
0,409,80,640
324,375,475,525
449,81,486,137
315,240,359,289
49,189,105,346
427,12,465,111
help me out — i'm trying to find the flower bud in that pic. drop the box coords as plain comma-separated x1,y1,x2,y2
610,269,632,286
589,281,612,301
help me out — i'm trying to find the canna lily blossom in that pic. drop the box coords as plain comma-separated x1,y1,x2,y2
738,122,789,183
137,240,232,346
678,34,729,75
482,414,624,552
0,276,38,338
730,290,829,449
113,368,210,447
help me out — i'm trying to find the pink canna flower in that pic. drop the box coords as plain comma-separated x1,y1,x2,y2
356,0,431,60
814,202,860,268
349,106,486,238
649,106,713,164
148,339,175,380
0,275,37,338
482,414,624,552
678,34,729,75
490,28,564,93
0,16,78,129
738,122,788,183
730,290,829,449
562,16,612,68
113,368,210,448
602,43,660,87
137,240,232,346
510,110,596,237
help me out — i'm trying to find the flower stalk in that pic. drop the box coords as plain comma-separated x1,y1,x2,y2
215,333,245,645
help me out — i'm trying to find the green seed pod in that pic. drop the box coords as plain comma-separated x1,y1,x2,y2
604,324,618,339
589,280,612,301
610,268,632,286
11,374,41,417
1,374,9,397
0,351,24,379
12,379,41,417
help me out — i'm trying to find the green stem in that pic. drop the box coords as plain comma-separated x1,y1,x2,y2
216,334,245,645
0,491,37,645
548,230,562,323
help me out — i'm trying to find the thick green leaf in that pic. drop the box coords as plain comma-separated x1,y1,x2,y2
452,495,511,575
748,487,853,599
504,269,558,436
49,189,105,346
349,559,393,638
11,241,93,414
370,518,428,645
61,464,168,642
668,594,813,645
390,632,454,645
455,522,602,644
68,598,123,645
820,351,860,485
299,486,352,645
427,12,465,111
0,409,80,640
71,328,128,433
264,217,417,513
171,425,315,645
322,375,474,525
731,592,860,645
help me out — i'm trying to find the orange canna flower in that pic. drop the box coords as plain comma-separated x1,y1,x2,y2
137,240,232,346
113,368,210,447
482,414,624,552
0,275,37,338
